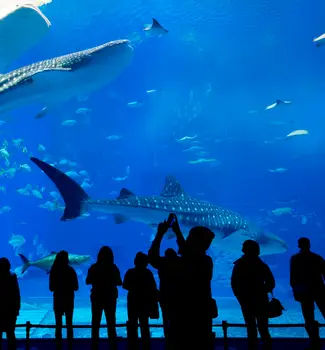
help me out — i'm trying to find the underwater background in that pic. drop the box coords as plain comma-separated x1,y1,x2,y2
0,0,325,338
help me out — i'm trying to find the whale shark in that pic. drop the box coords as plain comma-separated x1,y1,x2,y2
19,252,90,274
0,39,133,114
30,157,287,255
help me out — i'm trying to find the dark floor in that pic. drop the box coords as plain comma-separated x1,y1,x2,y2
1,338,324,350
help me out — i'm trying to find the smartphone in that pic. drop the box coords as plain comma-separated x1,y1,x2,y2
167,213,176,228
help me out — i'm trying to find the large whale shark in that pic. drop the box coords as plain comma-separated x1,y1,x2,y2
30,157,287,255
0,39,133,114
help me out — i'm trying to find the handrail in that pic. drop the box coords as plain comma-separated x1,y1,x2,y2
16,321,325,329
16,321,325,342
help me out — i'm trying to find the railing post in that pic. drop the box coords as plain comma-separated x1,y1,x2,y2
26,321,31,350
222,320,229,350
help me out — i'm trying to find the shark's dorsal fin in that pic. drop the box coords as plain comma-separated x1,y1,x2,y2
161,176,185,197
118,188,135,199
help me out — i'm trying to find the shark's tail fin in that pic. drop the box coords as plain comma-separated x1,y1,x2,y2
30,157,89,220
19,254,30,274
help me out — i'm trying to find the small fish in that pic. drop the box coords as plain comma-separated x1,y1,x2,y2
183,146,203,152
0,167,16,178
106,135,122,141
61,119,77,127
49,191,60,200
31,189,43,199
0,185,6,193
271,207,293,216
188,158,217,165
20,164,32,172
265,99,292,110
144,18,168,37
177,135,198,142
0,205,11,214
286,129,309,138
79,170,89,177
39,201,62,211
35,106,48,119
112,165,130,182
127,101,142,108
81,180,93,189
313,33,325,47
38,144,46,152
12,138,24,148
65,170,80,179
17,187,30,196
75,107,92,115
146,89,157,94
268,168,288,173
9,234,26,250
0,147,10,159
59,159,69,165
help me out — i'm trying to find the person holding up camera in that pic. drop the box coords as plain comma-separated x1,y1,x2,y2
149,214,215,350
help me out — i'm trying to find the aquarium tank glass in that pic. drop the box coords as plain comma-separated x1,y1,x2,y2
0,0,324,339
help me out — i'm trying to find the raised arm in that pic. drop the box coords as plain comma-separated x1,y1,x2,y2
148,222,169,268
172,215,186,254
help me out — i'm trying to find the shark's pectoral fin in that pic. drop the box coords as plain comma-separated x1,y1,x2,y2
217,229,251,252
21,4,51,28
113,214,128,224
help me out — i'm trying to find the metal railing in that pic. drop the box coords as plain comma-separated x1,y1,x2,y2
14,320,325,348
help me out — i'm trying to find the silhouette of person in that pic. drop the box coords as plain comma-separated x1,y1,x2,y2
231,240,275,350
123,252,158,350
148,220,184,348
86,246,122,348
290,237,325,350
49,250,78,348
177,223,215,350
0,258,20,350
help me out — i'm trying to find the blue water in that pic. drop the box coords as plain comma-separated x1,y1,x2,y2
1,0,325,338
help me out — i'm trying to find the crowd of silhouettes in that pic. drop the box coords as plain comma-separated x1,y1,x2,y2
0,213,324,350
